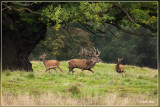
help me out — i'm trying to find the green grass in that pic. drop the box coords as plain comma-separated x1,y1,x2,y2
2,61,158,105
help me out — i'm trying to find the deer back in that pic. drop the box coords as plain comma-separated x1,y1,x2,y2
69,59,93,69
44,60,60,69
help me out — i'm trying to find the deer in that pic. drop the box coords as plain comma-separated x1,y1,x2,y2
39,53,63,73
115,57,126,75
68,47,101,74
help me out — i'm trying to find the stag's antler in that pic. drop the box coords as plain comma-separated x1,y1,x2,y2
43,53,47,56
91,47,101,57
79,48,93,57
79,47,101,57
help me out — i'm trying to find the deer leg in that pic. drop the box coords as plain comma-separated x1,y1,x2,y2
45,68,49,73
53,68,57,73
58,66,63,73
70,68,74,73
72,70,74,73
89,69,94,74
49,69,52,74
68,67,73,73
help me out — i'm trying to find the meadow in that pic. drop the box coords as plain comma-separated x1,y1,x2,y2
2,61,158,105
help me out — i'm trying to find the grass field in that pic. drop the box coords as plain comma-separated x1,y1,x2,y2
2,61,158,105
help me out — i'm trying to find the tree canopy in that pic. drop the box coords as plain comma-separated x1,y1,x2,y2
2,2,158,71
3,2,157,37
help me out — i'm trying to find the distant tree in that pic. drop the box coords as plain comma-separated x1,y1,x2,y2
30,25,93,60
94,27,157,68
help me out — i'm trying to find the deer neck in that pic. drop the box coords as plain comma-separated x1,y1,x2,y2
86,59,95,69
90,59,97,65
42,58,46,66
117,62,120,71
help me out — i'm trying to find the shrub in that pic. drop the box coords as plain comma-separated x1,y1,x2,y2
27,73,35,79
137,75,143,79
68,85,80,95
153,74,158,78
154,89,157,95
5,70,11,76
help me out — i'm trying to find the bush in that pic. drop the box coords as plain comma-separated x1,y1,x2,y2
137,75,143,79
27,73,35,79
68,85,80,95
153,74,158,78
154,89,157,95
5,70,11,76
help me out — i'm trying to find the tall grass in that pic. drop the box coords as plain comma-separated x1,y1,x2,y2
2,61,158,105
2,92,157,105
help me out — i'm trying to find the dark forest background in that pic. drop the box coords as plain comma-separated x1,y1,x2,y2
29,23,157,68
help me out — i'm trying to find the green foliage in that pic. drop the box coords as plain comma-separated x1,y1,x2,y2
39,2,158,31
30,2,157,67
3,2,157,70
94,26,157,68
3,2,157,35
30,22,157,68
29,24,93,60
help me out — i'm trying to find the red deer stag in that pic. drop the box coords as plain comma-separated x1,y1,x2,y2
68,47,101,74
39,53,63,73
115,57,125,75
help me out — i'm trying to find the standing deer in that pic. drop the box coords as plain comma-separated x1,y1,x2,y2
39,53,63,73
115,57,125,75
68,47,101,74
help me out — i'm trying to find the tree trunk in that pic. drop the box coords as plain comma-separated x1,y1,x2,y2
2,16,47,71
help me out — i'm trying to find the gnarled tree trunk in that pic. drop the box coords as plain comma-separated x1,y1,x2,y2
2,16,47,71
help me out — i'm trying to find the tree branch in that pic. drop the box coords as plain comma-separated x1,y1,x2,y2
103,23,119,39
2,4,12,11
100,4,134,23
137,22,157,33
62,25,79,44
112,22,157,37
78,22,107,38
2,3,41,15
100,4,157,34
112,4,134,23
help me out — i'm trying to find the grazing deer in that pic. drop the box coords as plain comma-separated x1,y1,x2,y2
68,47,101,74
115,57,125,75
39,53,63,73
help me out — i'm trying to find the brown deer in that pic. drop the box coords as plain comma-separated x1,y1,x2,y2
39,53,63,73
68,47,101,74
115,57,125,75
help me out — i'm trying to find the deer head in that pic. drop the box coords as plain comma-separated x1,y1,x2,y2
79,47,101,62
40,53,47,60
117,57,123,64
